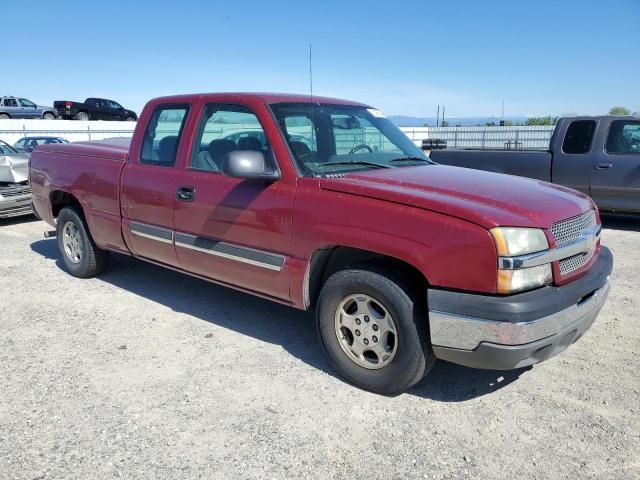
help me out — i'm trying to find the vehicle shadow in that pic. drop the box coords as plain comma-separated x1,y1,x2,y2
31,237,526,402
600,213,640,232
0,214,39,227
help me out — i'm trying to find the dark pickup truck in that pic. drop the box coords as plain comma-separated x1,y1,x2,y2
30,93,612,395
54,98,137,122
430,116,640,214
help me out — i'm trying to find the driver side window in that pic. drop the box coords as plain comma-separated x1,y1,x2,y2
190,104,273,173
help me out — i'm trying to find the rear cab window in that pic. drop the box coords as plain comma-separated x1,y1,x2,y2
562,120,596,154
140,105,190,166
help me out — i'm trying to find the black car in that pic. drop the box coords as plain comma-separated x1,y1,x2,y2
53,98,137,121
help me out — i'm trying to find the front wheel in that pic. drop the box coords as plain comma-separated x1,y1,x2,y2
317,266,436,395
43,112,56,120
56,207,109,277
125,116,136,122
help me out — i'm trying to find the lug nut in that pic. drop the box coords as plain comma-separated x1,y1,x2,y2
364,315,370,322
372,324,379,331
372,336,378,343
355,329,361,336
355,318,361,325
364,338,369,345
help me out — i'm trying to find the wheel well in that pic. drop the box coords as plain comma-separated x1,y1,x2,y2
306,246,428,310
42,111,55,118
0,112,10,118
50,190,82,218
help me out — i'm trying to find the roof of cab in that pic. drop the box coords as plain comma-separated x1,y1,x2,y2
147,92,371,107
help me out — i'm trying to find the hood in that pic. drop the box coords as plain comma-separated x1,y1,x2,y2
0,153,29,183
319,165,593,229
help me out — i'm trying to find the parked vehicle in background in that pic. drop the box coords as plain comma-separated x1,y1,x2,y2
0,140,32,218
429,116,640,214
30,93,612,395
13,136,69,153
54,98,137,121
0,96,58,120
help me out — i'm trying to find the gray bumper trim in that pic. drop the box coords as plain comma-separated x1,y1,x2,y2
430,279,610,351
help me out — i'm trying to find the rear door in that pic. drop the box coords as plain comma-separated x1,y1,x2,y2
120,103,191,267
590,119,640,212
173,101,294,301
550,119,597,195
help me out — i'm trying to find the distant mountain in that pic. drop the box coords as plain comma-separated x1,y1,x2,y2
388,115,530,127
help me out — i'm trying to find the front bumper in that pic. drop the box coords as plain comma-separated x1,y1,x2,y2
428,246,613,370
0,194,33,219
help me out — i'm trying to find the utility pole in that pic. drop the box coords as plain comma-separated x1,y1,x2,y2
442,105,446,126
436,105,440,127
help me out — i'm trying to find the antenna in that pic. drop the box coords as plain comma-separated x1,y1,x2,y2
309,43,313,102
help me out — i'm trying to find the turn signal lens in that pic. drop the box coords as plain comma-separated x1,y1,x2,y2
497,264,552,294
490,227,549,257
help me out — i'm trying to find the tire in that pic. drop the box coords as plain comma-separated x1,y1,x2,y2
0,113,10,119
317,266,436,395
56,207,109,278
126,116,136,122
43,112,56,120
76,111,89,121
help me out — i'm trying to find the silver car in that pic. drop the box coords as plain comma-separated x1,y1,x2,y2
0,96,58,120
0,140,32,218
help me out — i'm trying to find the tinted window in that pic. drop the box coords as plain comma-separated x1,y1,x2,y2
562,120,596,154
19,98,36,107
4,98,18,107
140,105,189,166
190,104,272,172
605,120,640,154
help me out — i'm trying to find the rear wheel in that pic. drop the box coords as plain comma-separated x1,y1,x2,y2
56,207,109,277
43,112,56,120
0,113,10,119
317,266,436,395
76,111,89,121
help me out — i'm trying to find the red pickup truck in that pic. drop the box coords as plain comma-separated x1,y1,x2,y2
30,93,613,395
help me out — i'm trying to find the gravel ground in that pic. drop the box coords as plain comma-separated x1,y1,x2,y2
0,215,639,480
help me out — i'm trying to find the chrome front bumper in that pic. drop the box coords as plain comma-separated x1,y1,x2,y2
428,246,613,370
0,194,33,219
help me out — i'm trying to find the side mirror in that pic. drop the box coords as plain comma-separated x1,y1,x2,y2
222,150,280,181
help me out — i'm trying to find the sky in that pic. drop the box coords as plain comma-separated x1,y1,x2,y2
4,0,639,118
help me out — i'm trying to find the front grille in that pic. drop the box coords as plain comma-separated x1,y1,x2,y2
0,184,31,198
559,248,596,275
551,209,596,246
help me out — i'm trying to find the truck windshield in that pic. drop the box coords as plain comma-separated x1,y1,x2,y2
270,103,430,176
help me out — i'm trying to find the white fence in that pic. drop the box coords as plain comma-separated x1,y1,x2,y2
0,119,136,145
1,119,554,151
400,125,554,150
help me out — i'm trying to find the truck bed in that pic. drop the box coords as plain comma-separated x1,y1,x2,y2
430,149,552,182
30,139,130,252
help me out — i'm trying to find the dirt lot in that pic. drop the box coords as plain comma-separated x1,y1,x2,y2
0,215,638,480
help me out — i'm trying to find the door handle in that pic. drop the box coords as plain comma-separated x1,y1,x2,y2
176,186,195,202
594,163,613,170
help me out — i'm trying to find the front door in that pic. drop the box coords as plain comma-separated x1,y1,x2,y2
590,119,640,212
173,103,294,301
120,103,191,267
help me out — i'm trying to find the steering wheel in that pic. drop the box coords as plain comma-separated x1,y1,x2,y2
348,144,373,154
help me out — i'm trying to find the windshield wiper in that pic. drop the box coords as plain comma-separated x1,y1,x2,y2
389,156,433,164
317,160,392,170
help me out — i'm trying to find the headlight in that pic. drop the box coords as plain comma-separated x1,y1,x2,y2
497,264,552,294
491,227,552,294
490,227,549,256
